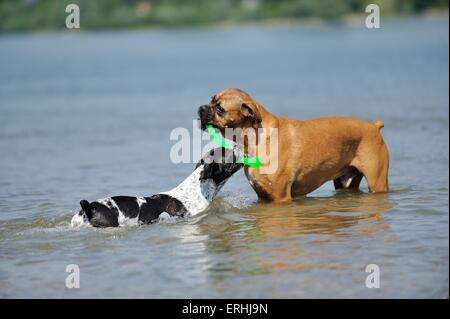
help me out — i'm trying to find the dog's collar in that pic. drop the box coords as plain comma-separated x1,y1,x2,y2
206,124,261,169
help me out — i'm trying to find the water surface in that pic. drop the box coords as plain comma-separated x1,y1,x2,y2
0,16,448,298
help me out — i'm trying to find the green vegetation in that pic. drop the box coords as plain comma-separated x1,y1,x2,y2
0,0,448,32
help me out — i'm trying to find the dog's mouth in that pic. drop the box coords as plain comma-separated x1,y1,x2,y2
198,119,219,131
198,105,216,131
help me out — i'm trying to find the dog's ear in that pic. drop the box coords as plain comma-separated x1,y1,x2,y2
241,101,262,129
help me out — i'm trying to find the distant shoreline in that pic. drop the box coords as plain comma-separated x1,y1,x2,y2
0,3,448,34
212,9,449,30
1,10,448,36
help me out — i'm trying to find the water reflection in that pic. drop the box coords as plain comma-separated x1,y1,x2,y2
199,191,394,274
248,191,393,238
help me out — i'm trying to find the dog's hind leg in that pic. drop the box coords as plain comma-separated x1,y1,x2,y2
333,166,363,190
359,161,389,193
352,131,390,193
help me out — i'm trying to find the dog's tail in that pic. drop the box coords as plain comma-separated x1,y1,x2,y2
373,120,384,130
80,200,93,219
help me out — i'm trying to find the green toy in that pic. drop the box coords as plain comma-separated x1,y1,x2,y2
206,124,262,169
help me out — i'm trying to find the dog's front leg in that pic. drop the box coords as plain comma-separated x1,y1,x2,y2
266,178,293,203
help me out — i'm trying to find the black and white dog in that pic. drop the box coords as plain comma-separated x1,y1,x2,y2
71,147,242,228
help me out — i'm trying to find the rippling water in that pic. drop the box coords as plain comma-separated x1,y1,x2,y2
0,16,448,298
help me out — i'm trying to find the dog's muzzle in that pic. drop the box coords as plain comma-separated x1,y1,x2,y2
198,104,213,130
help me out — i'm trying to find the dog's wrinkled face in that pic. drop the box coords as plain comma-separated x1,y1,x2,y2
198,88,262,133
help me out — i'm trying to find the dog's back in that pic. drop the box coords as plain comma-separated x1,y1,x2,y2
76,194,187,228
72,147,243,228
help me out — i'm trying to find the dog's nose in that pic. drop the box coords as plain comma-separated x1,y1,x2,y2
198,104,209,116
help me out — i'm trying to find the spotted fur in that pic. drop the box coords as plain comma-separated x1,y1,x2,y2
71,147,242,228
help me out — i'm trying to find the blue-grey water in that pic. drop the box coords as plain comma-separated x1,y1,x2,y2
0,16,448,298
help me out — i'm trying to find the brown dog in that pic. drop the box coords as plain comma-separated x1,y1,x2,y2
198,88,389,203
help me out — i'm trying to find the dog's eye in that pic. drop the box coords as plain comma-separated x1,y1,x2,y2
216,105,225,116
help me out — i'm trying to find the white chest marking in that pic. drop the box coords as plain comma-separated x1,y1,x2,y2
162,166,218,216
